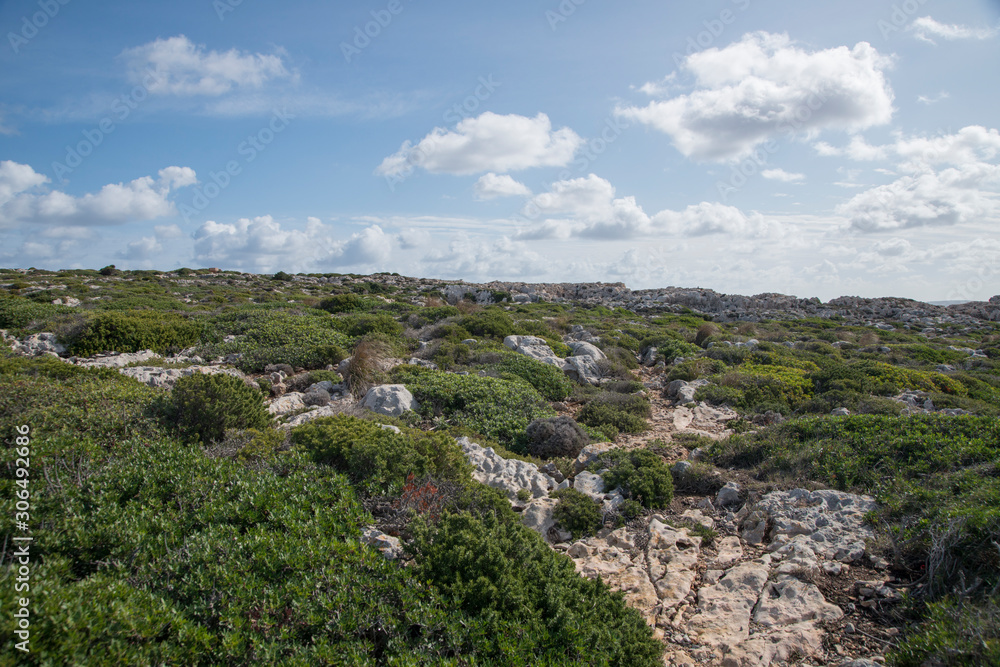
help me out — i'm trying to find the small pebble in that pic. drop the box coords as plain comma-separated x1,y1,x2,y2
844,622,856,634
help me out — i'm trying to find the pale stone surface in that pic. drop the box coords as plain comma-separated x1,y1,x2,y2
361,527,403,560
361,384,418,417
567,341,607,360
521,498,572,544
754,578,844,626
573,471,605,499
711,536,744,570
268,392,306,416
687,561,770,646
121,364,245,389
458,437,556,501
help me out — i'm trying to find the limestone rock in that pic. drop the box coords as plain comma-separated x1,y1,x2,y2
687,561,770,646
562,355,602,386
361,384,418,417
503,335,563,367
458,437,556,501
717,482,743,508
573,471,605,499
753,578,843,626
362,527,403,560
567,341,606,361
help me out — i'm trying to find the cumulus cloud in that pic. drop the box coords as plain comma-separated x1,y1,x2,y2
192,215,392,272
909,16,998,44
0,162,196,227
376,112,582,177
474,173,532,200
121,35,291,96
514,174,780,241
420,234,547,280
617,32,895,161
653,202,780,238
762,168,805,182
838,162,1000,231
0,161,48,206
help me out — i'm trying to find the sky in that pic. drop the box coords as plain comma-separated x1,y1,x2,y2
1,0,999,302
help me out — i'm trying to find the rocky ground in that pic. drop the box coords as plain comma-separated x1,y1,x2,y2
0,326,932,666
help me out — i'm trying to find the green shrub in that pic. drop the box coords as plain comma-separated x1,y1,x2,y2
318,293,371,313
603,379,645,394
487,352,573,400
596,449,674,509
167,373,270,444
524,416,590,459
291,414,471,495
639,336,700,364
410,511,662,665
67,311,205,356
577,392,650,435
200,307,352,372
214,427,285,461
342,313,404,339
551,488,603,539
391,365,554,447
459,308,518,339
892,597,1000,667
0,295,70,331
409,305,460,327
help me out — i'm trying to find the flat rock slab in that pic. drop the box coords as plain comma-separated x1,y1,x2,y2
458,437,556,501
687,561,770,647
755,489,877,563
754,577,844,627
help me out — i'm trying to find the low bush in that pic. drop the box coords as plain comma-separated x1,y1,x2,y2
318,293,373,313
341,313,404,339
577,392,650,435
594,449,674,509
892,597,1000,667
68,311,205,356
167,373,270,444
551,488,603,539
459,308,519,339
410,511,663,665
523,416,590,459
0,295,70,331
391,365,554,447
199,307,352,372
291,414,471,496
487,352,574,400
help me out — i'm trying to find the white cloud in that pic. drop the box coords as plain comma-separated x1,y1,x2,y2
420,234,548,280
917,91,949,105
121,35,291,96
514,174,781,241
192,215,392,272
838,162,1000,231
0,161,48,206
653,202,780,238
762,168,805,182
617,32,895,161
474,173,532,200
909,16,998,44
376,112,582,177
0,163,196,227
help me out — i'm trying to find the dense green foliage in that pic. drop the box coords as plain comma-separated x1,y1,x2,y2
291,415,471,495
551,488,604,539
68,310,206,356
391,365,555,447
411,512,662,665
487,351,574,401
595,449,675,509
198,307,352,372
577,391,651,435
0,295,70,331
167,373,271,444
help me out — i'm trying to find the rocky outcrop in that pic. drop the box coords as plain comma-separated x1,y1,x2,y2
456,434,882,666
361,384,418,417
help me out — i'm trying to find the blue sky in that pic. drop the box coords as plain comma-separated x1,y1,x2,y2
1,0,999,301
